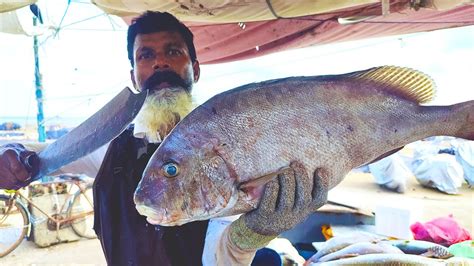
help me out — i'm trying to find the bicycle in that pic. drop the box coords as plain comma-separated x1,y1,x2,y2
0,174,95,257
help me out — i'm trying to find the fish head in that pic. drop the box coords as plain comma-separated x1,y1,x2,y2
134,129,237,226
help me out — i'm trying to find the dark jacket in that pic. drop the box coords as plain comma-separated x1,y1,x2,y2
93,127,209,266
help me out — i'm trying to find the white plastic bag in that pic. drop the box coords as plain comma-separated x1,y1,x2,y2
414,153,464,194
454,140,474,186
369,153,411,193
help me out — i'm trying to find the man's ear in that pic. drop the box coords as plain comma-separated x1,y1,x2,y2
130,69,139,91
193,60,200,83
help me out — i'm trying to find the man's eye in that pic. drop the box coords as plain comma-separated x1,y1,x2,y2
138,52,153,60
168,49,182,56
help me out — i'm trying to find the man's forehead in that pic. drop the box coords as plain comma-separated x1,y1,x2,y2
134,31,186,49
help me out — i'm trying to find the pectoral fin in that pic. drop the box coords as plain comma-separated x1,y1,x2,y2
238,167,290,192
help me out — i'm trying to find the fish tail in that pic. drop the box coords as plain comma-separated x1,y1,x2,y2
451,100,474,140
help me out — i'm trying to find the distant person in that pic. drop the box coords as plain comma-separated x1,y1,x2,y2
0,11,328,265
0,122,21,131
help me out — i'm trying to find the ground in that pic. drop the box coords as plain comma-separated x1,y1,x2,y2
1,172,472,265
2,238,105,265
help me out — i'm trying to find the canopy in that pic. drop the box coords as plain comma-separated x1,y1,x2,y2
92,0,474,64
2,0,474,64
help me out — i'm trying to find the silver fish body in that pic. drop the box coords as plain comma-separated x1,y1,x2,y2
316,242,404,262
307,253,445,265
388,240,453,258
310,232,385,261
134,66,474,226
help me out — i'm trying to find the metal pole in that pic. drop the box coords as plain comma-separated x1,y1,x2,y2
33,16,46,142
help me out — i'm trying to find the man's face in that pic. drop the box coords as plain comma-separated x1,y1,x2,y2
131,31,200,92
130,31,200,142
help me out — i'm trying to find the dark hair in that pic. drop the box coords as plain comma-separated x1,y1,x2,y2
127,11,197,67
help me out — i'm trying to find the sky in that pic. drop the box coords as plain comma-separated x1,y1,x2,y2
0,1,473,129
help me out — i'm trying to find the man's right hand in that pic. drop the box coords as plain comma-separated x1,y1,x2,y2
0,143,39,190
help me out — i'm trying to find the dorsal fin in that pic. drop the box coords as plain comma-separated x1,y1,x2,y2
348,66,436,104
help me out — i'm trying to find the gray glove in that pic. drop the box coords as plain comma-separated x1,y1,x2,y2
229,161,329,250
0,143,39,190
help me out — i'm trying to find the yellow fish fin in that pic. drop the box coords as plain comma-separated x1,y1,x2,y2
349,66,436,104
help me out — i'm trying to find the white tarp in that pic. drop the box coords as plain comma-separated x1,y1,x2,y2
409,137,471,194
454,140,474,186
0,4,56,36
0,10,26,34
367,137,473,194
0,0,35,13
414,153,465,194
91,0,379,22
91,0,474,22
368,153,412,193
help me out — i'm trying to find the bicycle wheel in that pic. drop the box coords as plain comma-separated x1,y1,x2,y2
68,185,96,239
0,195,30,257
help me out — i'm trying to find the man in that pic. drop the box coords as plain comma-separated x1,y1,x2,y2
0,11,328,265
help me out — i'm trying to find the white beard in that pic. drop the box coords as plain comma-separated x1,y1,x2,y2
133,87,194,143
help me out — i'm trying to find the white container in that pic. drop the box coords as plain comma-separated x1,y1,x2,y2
375,201,423,239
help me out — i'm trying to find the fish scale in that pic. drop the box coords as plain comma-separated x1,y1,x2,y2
134,66,474,226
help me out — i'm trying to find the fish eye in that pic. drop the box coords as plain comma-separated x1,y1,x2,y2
162,162,179,178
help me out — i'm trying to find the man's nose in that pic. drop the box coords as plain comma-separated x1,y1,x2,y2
153,57,170,70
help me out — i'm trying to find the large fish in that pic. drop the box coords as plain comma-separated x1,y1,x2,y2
134,66,474,226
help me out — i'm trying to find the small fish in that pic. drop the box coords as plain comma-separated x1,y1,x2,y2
388,239,453,258
421,245,454,259
134,66,474,226
314,242,404,262
310,232,385,261
307,253,445,265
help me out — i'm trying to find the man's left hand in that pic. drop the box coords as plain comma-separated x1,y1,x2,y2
228,161,329,250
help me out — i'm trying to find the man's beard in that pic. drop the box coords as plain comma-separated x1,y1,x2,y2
134,87,194,143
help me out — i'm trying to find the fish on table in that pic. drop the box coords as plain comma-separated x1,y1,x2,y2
306,253,446,265
387,239,453,259
309,232,385,262
308,241,404,263
134,66,474,226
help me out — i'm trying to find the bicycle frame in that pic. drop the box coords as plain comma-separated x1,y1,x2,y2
0,196,26,225
9,178,93,232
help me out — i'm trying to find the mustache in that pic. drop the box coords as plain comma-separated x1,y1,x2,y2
143,70,191,92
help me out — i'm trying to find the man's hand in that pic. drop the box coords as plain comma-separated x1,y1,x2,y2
229,161,329,250
0,143,39,190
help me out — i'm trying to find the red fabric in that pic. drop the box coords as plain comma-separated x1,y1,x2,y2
123,3,474,64
410,214,472,246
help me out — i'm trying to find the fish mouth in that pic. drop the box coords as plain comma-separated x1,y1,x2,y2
136,203,206,226
146,216,164,225
136,192,239,226
147,216,196,226
135,204,172,226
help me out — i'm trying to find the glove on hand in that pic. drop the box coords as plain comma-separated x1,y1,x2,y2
0,143,39,190
229,161,329,250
